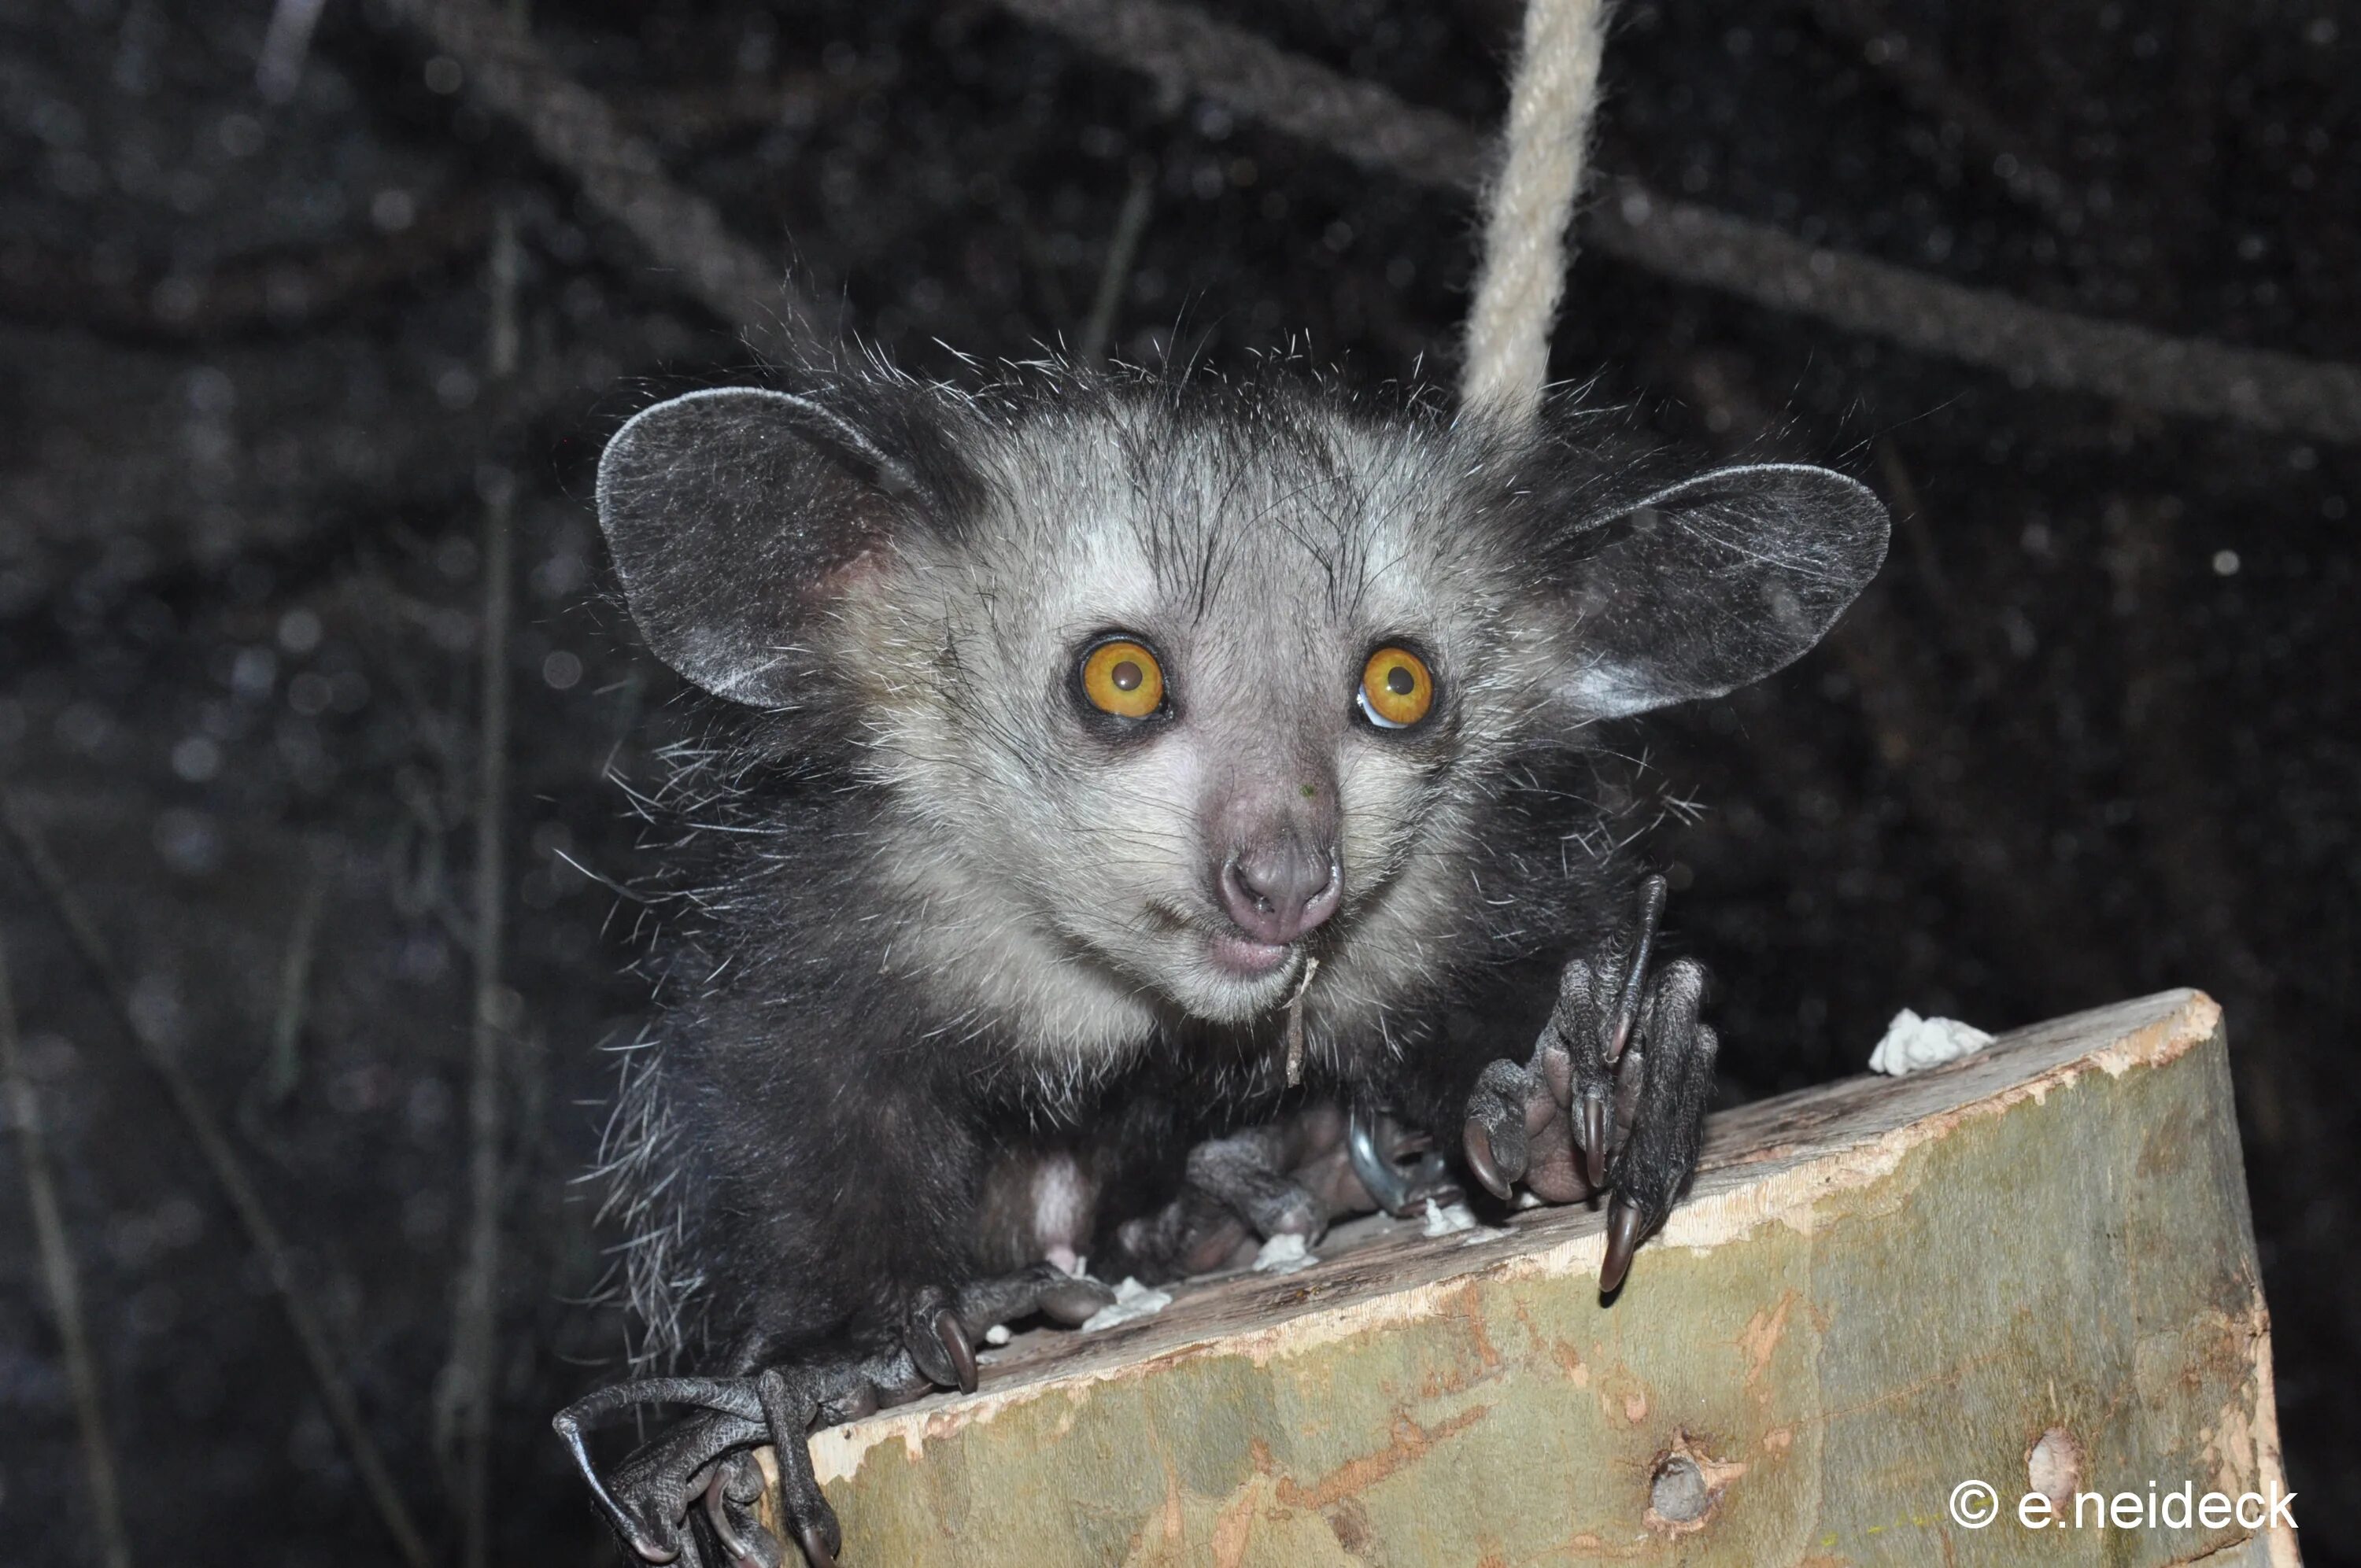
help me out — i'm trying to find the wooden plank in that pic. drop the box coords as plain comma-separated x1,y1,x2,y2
757,989,2298,1566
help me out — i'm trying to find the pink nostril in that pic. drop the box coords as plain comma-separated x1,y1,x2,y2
1221,847,1342,943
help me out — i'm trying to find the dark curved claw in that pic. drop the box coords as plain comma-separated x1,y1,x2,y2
933,1306,979,1395
1348,1108,1416,1212
792,1518,841,1568
901,1300,965,1393
1599,1197,1646,1295
1591,965,1717,1295
1461,1054,1543,1203
1576,1086,1612,1191
1461,1118,1513,1201
753,1368,843,1568
1346,1108,1461,1216
703,1455,781,1568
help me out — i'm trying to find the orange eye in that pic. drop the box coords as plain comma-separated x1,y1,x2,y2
1358,645,1434,729
1081,638,1166,719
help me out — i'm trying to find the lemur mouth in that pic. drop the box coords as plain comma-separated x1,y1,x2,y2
1139,901,1321,987
1206,929,1295,979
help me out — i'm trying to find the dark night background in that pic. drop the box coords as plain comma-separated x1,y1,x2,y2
2,0,2355,1562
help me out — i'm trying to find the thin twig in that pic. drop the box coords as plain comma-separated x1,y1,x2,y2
995,0,2361,444
382,0,818,344
1873,438,1949,603
0,790,434,1568
0,937,135,1568
264,859,327,1105
0,195,493,345
1077,165,1155,367
444,190,524,1568
254,0,331,103
996,0,1482,186
1804,0,2083,231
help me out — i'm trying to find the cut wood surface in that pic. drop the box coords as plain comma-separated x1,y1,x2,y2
758,990,2296,1566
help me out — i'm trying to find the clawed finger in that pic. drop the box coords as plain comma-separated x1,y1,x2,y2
1461,1057,1540,1199
755,1368,843,1568
903,1304,978,1396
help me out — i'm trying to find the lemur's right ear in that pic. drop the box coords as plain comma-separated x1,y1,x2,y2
595,387,936,707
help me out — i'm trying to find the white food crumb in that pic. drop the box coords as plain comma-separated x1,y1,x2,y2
1513,1190,1544,1210
1251,1232,1316,1274
1421,1198,1480,1237
982,1323,1012,1346
1079,1276,1172,1332
1868,1008,1994,1075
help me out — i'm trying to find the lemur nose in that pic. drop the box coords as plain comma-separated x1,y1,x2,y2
1220,840,1342,943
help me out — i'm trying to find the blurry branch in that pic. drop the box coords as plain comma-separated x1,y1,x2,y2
256,0,332,103
0,790,434,1568
1873,439,1951,605
0,196,490,344
382,0,819,343
0,938,135,1568
615,72,871,141
1803,0,2083,231
1077,165,1155,367
996,0,2361,445
442,183,525,1568
264,860,327,1105
999,0,1482,185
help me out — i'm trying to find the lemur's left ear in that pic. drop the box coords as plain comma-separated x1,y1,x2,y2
1539,463,1890,722
595,386,948,707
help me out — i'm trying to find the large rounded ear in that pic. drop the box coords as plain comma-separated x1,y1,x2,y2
1545,463,1890,721
595,387,927,707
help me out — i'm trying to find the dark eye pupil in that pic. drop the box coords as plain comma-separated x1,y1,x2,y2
1385,666,1415,695
1111,660,1143,692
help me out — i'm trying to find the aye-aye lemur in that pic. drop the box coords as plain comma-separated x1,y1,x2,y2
554,364,1887,1567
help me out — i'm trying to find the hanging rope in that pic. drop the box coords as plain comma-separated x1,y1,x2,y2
1461,0,1612,427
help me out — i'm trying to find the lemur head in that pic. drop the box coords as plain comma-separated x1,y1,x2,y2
597,371,1886,1051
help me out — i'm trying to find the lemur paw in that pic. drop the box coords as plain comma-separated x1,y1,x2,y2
1113,1118,1327,1277
1110,1105,1458,1278
554,1265,1111,1566
1461,875,1718,1293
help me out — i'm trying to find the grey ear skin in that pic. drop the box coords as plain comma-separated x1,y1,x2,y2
595,388,918,708
1546,463,1891,723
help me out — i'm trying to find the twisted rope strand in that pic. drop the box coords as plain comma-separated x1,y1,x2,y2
1461,0,1611,426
